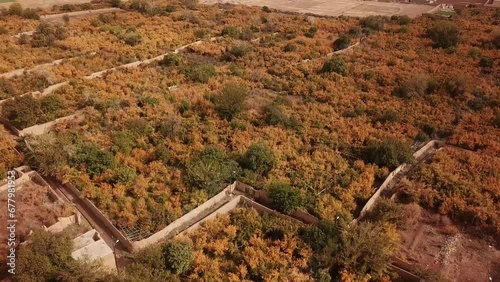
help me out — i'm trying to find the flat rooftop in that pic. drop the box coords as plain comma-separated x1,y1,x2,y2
72,229,113,261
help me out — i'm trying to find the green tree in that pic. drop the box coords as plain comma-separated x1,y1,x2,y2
493,113,500,128
283,43,297,52
186,146,240,195
113,165,137,185
221,26,240,38
393,73,436,98
242,143,276,176
334,222,399,279
71,144,116,177
479,56,494,68
263,102,288,126
15,230,106,282
1,94,42,129
333,34,351,51
111,0,122,7
129,0,152,14
365,139,414,170
364,198,407,227
163,240,194,274
391,15,411,25
121,31,142,46
160,53,182,67
31,22,64,47
112,130,137,155
214,81,249,120
426,22,460,48
23,133,75,176
493,31,500,49
22,8,39,20
321,56,346,75
40,94,64,120
55,25,67,40
8,3,23,16
360,16,388,31
268,181,303,214
300,220,341,252
181,0,198,10
0,78,17,99
184,63,216,83
230,42,251,58
444,74,468,97
136,245,166,270
124,118,152,136
62,14,70,24
304,26,318,38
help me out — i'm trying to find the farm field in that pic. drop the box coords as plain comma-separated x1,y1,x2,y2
0,1,498,281
2,0,498,235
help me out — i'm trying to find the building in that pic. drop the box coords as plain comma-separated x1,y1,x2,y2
71,229,116,272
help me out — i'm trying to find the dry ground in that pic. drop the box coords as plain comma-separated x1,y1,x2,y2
202,0,435,18
398,203,500,282
0,183,71,259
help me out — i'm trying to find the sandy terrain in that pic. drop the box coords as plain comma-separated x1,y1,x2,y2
1,0,436,17
398,204,500,282
202,0,435,18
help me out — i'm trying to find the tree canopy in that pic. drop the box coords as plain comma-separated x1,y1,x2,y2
268,181,303,214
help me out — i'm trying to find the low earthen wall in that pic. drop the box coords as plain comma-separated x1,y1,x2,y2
358,163,407,218
234,181,319,224
179,195,243,236
357,140,441,219
64,182,134,251
133,183,236,251
31,172,63,203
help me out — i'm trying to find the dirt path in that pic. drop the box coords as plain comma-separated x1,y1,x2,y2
409,223,426,253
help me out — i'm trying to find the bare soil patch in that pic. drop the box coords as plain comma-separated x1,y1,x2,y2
203,0,435,18
398,204,500,282
0,182,71,259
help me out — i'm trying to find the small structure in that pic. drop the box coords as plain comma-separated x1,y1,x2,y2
44,215,78,234
71,229,116,272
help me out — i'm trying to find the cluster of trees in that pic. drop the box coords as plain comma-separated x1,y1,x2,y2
8,4,496,237
0,2,497,281
410,147,499,235
131,207,399,281
11,230,107,282
0,125,22,179
1,94,65,129
41,207,387,281
364,139,414,170
1,3,40,19
30,22,68,48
